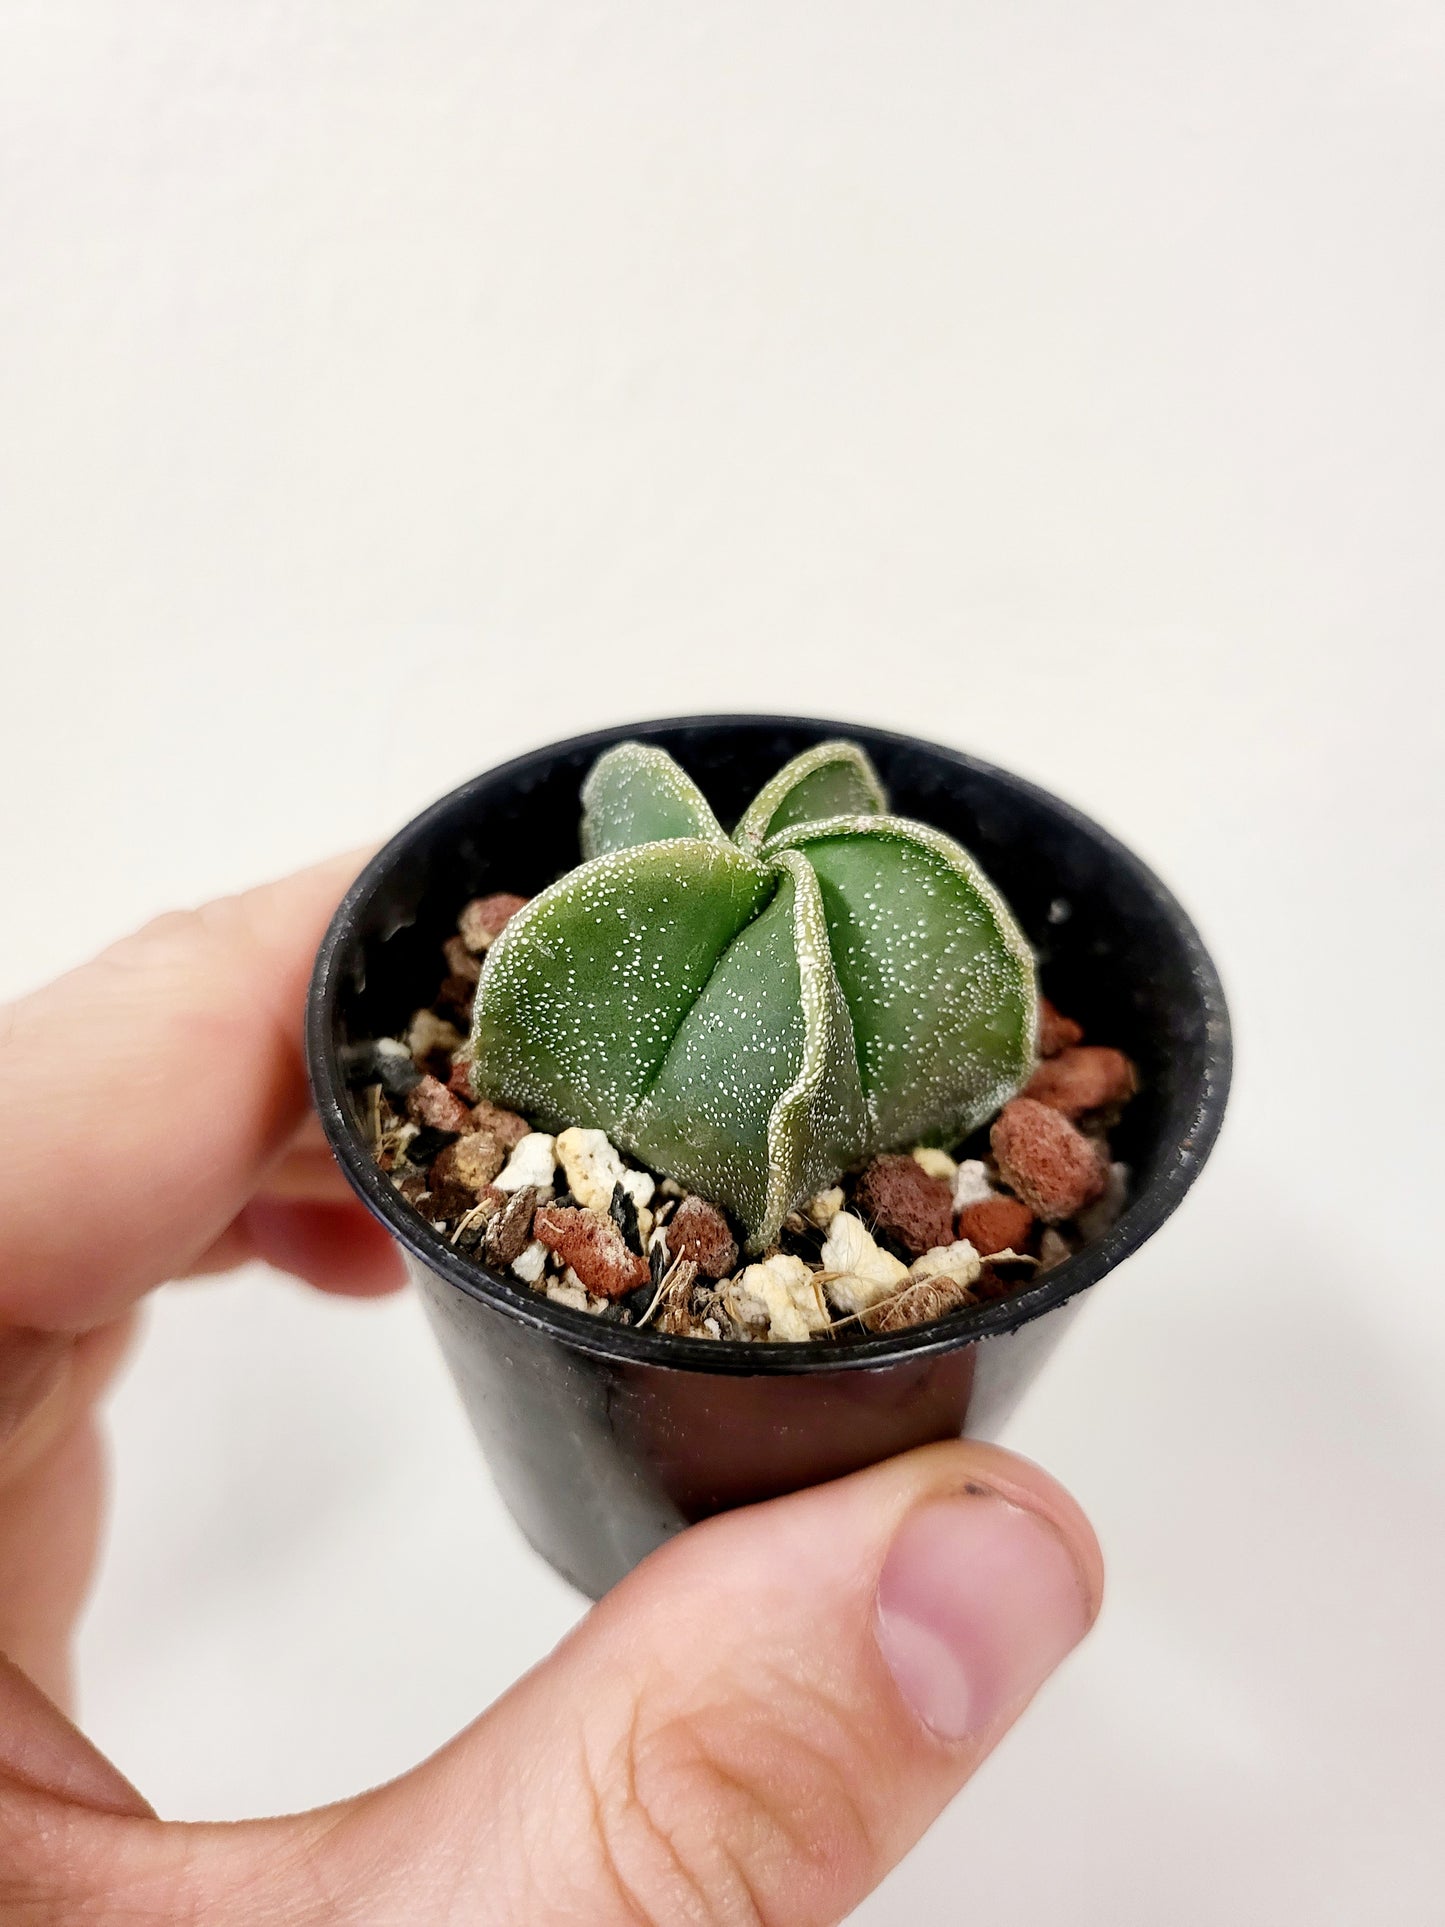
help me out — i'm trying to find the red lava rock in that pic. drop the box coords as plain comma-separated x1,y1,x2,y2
428,1131,506,1215
458,892,530,953
856,1154,956,1256
447,1054,476,1102
395,1173,429,1207
665,1196,739,1280
1024,1046,1137,1120
533,1205,649,1299
1037,997,1084,1057
971,1264,1017,1302
469,1096,531,1148
958,1194,1035,1258
990,1099,1108,1223
443,934,482,984
405,1074,474,1136
483,1185,543,1266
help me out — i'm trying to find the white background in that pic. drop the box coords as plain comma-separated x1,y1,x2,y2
3,3,1443,1920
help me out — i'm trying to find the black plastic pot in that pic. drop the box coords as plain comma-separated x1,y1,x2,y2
307,717,1230,1599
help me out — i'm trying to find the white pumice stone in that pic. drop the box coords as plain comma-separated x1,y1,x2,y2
494,1131,557,1193
952,1159,997,1212
555,1127,657,1224
511,1240,548,1284
912,1146,959,1185
405,1008,465,1062
819,1211,910,1315
801,1185,845,1229
373,1037,418,1076
1076,1162,1130,1240
1038,1227,1075,1271
720,1277,770,1335
620,1167,655,1207
555,1127,623,1212
558,1268,609,1313
909,1239,982,1288
728,1253,830,1343
545,1275,592,1311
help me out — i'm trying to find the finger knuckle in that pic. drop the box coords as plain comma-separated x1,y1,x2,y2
99,897,295,1067
582,1676,877,1927
0,1789,181,1926
103,895,261,990
101,904,217,976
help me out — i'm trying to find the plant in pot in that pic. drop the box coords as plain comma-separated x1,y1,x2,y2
308,717,1229,1598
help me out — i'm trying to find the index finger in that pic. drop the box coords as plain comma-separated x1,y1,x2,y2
0,852,376,1330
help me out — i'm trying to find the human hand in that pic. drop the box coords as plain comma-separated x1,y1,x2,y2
0,856,1102,1924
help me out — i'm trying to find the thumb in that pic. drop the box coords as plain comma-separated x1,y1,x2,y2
2,1440,1100,1923
306,1438,1100,1924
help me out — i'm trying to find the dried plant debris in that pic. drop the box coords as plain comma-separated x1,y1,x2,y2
346,896,1138,1343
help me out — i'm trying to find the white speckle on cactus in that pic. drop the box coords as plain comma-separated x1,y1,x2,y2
733,738,887,849
470,742,1036,1250
581,741,727,858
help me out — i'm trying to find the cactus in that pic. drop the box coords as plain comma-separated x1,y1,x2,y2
470,740,1036,1251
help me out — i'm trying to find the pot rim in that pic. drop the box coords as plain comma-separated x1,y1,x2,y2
306,712,1232,1377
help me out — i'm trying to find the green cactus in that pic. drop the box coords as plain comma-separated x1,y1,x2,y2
470,740,1037,1251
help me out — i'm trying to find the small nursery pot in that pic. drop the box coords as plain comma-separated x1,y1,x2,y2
307,717,1230,1599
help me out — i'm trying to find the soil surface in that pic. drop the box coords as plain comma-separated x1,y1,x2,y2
342,893,1138,1341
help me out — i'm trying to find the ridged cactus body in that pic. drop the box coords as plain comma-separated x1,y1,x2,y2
470,741,1036,1250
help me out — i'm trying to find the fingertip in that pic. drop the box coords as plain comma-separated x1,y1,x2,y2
874,1487,1096,1743
0,849,384,1329
239,1199,407,1298
906,1440,1105,1628
0,1654,156,1820
644,1436,1103,1637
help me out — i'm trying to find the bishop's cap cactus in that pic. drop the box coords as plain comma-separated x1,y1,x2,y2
470,740,1037,1250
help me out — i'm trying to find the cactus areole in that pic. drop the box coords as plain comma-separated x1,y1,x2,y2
469,740,1038,1252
